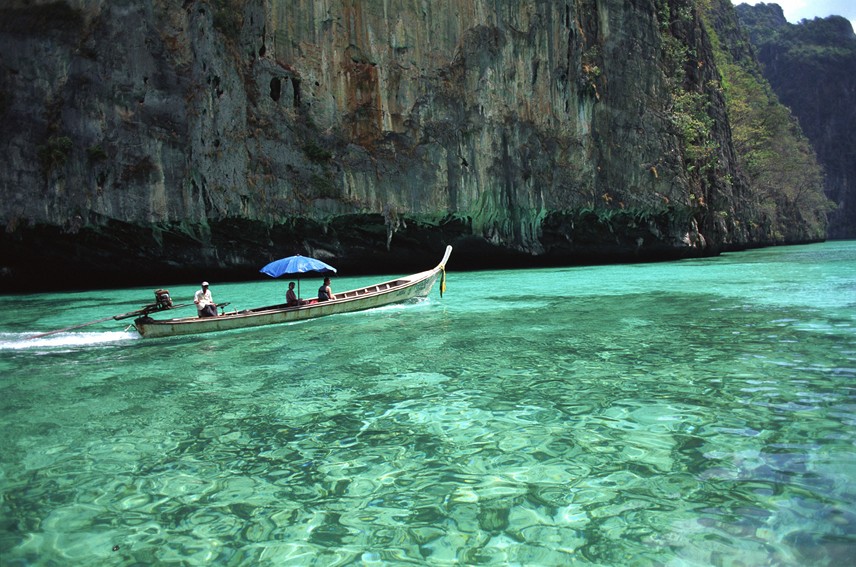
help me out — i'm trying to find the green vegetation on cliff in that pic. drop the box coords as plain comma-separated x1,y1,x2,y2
658,0,720,177
735,3,856,239
701,0,831,242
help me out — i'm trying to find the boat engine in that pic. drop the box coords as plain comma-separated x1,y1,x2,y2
154,289,173,310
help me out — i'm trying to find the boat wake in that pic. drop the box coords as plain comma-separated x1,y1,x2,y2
0,331,140,351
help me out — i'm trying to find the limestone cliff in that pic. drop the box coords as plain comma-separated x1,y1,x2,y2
0,0,823,291
736,3,856,240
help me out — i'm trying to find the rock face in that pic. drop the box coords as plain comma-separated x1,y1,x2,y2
0,0,824,291
736,3,856,240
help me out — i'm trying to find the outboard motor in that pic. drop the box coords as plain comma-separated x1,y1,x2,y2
154,289,173,310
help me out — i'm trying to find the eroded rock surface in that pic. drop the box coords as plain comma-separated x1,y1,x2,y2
0,0,823,291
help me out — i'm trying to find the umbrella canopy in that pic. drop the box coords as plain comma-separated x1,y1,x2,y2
260,255,337,301
260,255,337,278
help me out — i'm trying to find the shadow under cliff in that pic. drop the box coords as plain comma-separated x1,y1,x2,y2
0,211,791,294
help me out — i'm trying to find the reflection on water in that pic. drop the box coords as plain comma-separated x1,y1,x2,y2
1,242,855,565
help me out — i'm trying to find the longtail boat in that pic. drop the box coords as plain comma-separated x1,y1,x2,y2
133,246,452,338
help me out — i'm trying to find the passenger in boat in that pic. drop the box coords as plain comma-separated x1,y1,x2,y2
318,277,335,301
194,281,218,317
286,281,303,306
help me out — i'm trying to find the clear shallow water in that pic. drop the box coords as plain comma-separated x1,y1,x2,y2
1,242,854,565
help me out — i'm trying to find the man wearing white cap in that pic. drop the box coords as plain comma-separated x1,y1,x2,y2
194,281,217,317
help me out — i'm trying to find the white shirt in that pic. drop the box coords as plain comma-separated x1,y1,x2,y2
194,288,213,309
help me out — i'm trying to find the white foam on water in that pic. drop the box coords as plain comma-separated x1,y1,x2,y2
0,331,140,351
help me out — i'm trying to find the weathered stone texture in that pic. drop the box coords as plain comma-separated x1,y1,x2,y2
0,0,763,290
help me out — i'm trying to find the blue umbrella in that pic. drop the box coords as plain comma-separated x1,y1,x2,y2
260,255,337,301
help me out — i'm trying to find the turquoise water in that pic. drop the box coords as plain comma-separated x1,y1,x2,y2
1,241,855,565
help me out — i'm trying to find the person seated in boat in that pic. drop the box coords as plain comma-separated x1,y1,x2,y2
286,281,305,306
194,281,218,317
318,277,335,302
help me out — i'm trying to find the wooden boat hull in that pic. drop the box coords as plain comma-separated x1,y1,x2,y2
134,246,451,338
